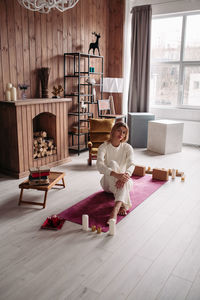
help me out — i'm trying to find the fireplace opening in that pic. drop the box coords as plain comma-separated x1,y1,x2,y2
33,112,57,159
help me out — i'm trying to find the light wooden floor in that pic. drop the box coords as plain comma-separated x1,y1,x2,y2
0,145,200,300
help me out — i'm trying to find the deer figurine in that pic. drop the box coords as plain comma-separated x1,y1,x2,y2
88,32,101,56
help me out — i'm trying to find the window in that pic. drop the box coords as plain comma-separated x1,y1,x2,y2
150,12,200,108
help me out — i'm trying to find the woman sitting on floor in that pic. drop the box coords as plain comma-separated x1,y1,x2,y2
96,121,135,224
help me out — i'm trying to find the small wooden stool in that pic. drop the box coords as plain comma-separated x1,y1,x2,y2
18,171,65,208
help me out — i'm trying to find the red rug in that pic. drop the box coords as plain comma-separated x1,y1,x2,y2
58,175,166,232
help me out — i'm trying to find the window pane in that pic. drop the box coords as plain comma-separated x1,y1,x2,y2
150,64,179,105
184,15,200,61
183,66,200,106
151,17,182,61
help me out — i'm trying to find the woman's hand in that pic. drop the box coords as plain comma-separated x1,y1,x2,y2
115,179,125,189
116,172,130,183
111,171,130,186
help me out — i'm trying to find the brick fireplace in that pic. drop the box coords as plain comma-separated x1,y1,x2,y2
0,98,71,178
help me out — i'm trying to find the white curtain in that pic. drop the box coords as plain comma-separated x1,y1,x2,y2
123,0,132,115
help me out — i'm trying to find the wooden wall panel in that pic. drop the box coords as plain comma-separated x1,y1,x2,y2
16,106,24,172
41,15,47,67
22,105,29,172
0,1,10,92
35,12,42,98
26,105,33,168
22,6,30,91
14,4,24,86
7,0,17,90
0,104,19,171
108,0,125,114
28,10,36,98
0,0,124,113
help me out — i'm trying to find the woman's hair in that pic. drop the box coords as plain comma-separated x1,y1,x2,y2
109,121,129,143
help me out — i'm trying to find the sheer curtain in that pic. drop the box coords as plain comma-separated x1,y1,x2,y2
128,5,152,112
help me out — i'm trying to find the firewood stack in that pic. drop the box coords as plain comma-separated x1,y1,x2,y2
33,131,56,159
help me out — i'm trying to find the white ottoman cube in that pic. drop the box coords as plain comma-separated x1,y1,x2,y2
147,120,184,154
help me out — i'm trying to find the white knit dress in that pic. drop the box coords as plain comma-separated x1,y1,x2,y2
96,141,135,210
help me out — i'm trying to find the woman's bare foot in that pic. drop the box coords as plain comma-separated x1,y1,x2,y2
118,206,127,216
107,201,122,224
107,208,117,224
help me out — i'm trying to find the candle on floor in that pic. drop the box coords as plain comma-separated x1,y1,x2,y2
171,169,176,179
97,226,102,234
109,219,116,235
82,214,89,231
91,225,96,232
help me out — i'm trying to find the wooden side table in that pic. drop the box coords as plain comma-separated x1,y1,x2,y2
18,171,65,208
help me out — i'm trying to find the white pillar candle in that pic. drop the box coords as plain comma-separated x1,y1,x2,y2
171,168,176,179
11,87,17,101
109,218,116,235
5,90,11,101
82,214,89,231
6,83,12,90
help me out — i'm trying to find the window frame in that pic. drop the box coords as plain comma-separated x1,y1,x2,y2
151,11,200,110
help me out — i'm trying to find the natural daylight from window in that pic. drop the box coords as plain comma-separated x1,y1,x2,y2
150,12,200,109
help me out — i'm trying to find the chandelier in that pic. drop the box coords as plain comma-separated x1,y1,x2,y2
17,0,79,13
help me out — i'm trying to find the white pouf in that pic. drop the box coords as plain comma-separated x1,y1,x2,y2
147,120,184,154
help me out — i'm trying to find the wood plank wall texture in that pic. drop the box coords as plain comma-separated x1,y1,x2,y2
0,0,125,114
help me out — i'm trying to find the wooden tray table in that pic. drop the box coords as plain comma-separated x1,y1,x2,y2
18,171,65,208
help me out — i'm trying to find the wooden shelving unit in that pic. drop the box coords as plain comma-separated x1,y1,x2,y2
64,52,104,154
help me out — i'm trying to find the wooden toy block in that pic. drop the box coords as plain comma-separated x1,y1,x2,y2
169,169,184,177
175,169,184,177
97,226,102,234
133,165,146,177
176,171,184,177
181,174,185,181
145,166,153,174
152,168,169,181
91,225,96,232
